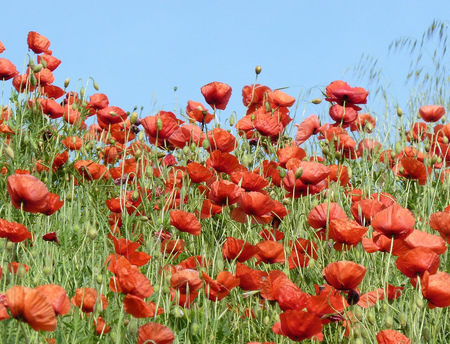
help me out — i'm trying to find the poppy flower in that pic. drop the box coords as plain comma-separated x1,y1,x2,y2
8,262,30,274
114,256,154,298
37,54,61,71
7,174,64,215
0,58,19,80
276,145,306,168
421,270,450,308
208,179,243,206
322,261,367,290
202,271,240,301
328,218,368,251
201,81,232,110
419,105,446,123
74,160,109,180
123,294,163,318
160,238,186,258
0,40,4,54
6,286,57,332
236,262,268,291
231,191,274,224
288,238,318,269
170,269,204,292
371,203,415,238
307,202,347,232
198,199,223,219
242,84,272,107
223,237,259,262
42,231,59,244
259,228,284,241
34,284,71,316
402,229,447,255
170,210,201,236
350,113,376,132
88,93,109,112
71,288,108,313
137,322,175,344
0,219,32,242
273,310,324,342
306,284,349,316
376,329,411,344
62,136,83,150
141,112,182,148
286,160,331,185
27,31,51,54
204,127,237,153
357,287,385,308
254,240,285,264
393,157,430,185
329,104,358,124
325,80,368,109
362,231,409,256
429,211,450,243
395,247,440,278
295,114,321,145
187,105,215,124
207,150,245,175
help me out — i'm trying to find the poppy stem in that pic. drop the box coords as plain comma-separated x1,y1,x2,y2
18,321,30,344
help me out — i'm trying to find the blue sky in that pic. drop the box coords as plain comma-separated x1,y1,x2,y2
1,1,448,127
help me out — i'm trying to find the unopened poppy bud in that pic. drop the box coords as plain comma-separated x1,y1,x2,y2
229,114,235,126
183,145,190,155
6,241,14,251
191,323,199,335
354,307,363,320
138,131,145,142
28,58,35,69
295,167,303,179
132,190,139,202
123,320,129,327
265,101,271,112
279,169,286,178
156,117,163,130
216,259,224,271
431,155,438,164
312,98,322,104
385,315,393,328
93,81,99,91
334,151,342,160
395,141,402,155
242,154,249,166
33,64,43,73
443,136,449,144
190,142,197,151
162,285,170,294
80,87,85,98
251,114,255,121
139,216,149,222
397,107,403,117
424,143,431,152
128,321,138,336
30,73,37,86
423,327,431,341
255,65,262,75
153,284,160,293
367,311,375,325
347,166,353,179
44,266,52,277
96,274,103,285
322,146,330,156
134,149,142,158
308,258,316,268
146,166,153,178
64,78,70,88
88,228,98,240
263,315,270,326
41,59,47,68
18,266,27,278
282,198,290,205
130,111,138,125
202,138,210,150
354,339,363,344
416,297,425,309
172,306,184,318
399,312,407,327
4,145,14,159
437,156,442,164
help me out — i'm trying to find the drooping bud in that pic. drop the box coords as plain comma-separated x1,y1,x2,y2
294,167,303,179
93,81,99,91
255,65,262,75
30,73,37,86
33,64,43,73
202,138,210,150
131,190,139,202
80,87,85,99
229,114,235,126
312,98,322,104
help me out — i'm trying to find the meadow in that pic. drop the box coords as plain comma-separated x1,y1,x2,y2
1,25,450,343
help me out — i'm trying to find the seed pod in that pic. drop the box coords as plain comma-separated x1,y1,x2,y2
255,65,262,75
399,312,407,327
30,73,37,86
367,311,376,325
312,98,322,104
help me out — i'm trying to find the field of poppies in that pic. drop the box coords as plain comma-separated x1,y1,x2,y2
1,30,450,344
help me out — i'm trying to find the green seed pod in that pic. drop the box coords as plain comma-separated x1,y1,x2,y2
255,65,262,75
96,274,103,284
311,98,322,104
162,285,170,294
385,315,393,328
156,117,163,131
41,59,47,68
132,190,140,202
423,326,431,341
64,78,70,88
183,145,190,155
322,146,330,156
93,81,100,91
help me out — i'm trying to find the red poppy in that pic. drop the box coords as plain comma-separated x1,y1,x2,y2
357,288,385,308
260,228,284,241
42,231,59,244
0,58,19,80
114,256,154,298
351,199,386,226
208,179,243,206
421,270,450,308
254,240,285,264
295,114,321,145
242,84,272,107
273,310,324,342
0,219,32,242
207,150,245,175
62,136,83,150
8,262,30,274
0,40,4,54
6,286,57,331
37,54,61,71
395,247,440,278
170,210,201,236
276,145,306,168
306,284,349,316
362,231,410,256
286,160,331,185
419,105,446,123
140,112,181,148
108,236,151,266
350,113,376,132
202,271,240,301
70,288,108,313
402,229,447,255
328,218,368,251
198,199,223,219
307,202,347,232
322,261,367,290
236,262,268,291
7,174,64,215
288,238,318,269
223,237,258,262
27,31,51,54
429,211,450,243
137,322,175,344
88,93,109,112
201,81,232,110
93,317,110,335
231,191,274,224
123,294,163,318
371,203,415,238
376,329,411,344
34,284,71,316
325,80,368,110
204,127,237,153
393,157,430,185
329,104,358,124
187,105,215,124
74,160,109,180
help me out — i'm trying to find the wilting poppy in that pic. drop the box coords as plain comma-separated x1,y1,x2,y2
322,261,367,290
273,310,324,342
137,322,175,344
123,294,163,318
419,105,446,123
201,81,232,110
6,286,57,331
371,203,415,238
376,329,411,344
170,210,201,236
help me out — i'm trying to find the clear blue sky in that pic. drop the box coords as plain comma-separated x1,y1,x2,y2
1,1,448,126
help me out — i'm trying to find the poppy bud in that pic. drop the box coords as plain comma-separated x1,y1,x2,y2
93,81,100,91
153,284,160,293
443,136,449,144
255,65,262,75
334,151,342,160
132,190,139,202
80,87,85,99
156,117,163,131
134,149,142,158
397,107,403,117
354,307,363,320
139,216,149,222
354,339,363,344
416,297,425,309
191,323,199,335
128,321,138,336
322,146,330,156
265,101,270,113
18,266,27,278
33,63,43,73
399,312,407,327
282,198,290,205
162,285,170,294
295,167,303,179
4,145,14,159
28,58,35,69
96,274,103,284
279,169,286,178
64,78,70,88
172,306,184,318
130,111,138,125
263,315,270,326
312,98,322,104
43,266,52,277
383,316,394,330
88,228,98,240
367,311,375,325
30,73,37,86
138,131,145,142
41,59,47,68
431,155,438,164
202,138,210,150
423,327,431,341
395,141,402,155
123,320,129,327
347,166,353,179
229,114,235,126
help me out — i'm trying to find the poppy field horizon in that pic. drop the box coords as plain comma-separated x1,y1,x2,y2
1,26,450,344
